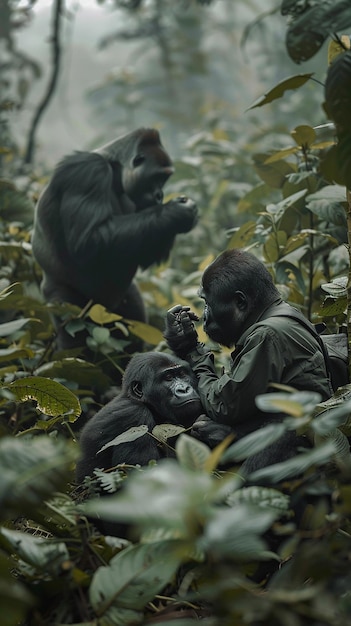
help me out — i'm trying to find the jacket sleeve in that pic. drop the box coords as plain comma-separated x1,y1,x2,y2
187,326,284,427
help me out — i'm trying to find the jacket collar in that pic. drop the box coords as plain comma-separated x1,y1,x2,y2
233,297,283,352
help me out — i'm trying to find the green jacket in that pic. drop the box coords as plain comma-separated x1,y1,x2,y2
187,299,332,437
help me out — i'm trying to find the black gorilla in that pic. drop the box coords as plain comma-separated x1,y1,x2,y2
32,128,197,348
75,352,203,482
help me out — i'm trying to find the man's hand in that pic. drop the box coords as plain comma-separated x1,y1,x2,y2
164,304,199,358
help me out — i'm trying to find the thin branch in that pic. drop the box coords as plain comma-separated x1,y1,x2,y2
23,0,64,165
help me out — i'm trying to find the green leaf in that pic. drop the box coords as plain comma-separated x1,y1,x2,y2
35,358,111,392
291,125,316,147
283,231,311,255
93,468,125,494
124,319,163,345
314,385,351,437
264,147,299,164
0,436,78,518
286,1,351,63
320,296,347,316
0,347,34,362
92,326,111,344
0,318,33,337
6,376,81,417
227,486,290,513
221,423,287,464
226,221,256,249
247,74,313,109
263,231,287,263
237,183,272,213
97,425,149,454
252,153,295,188
306,199,346,226
255,391,322,417
176,433,211,470
320,276,347,297
88,304,122,324
0,527,69,576
81,460,214,533
307,184,347,204
200,504,278,561
90,541,183,618
153,423,186,442
248,440,337,483
312,399,351,435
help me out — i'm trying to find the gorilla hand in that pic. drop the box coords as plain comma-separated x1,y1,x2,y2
191,415,234,449
170,196,198,233
164,304,199,358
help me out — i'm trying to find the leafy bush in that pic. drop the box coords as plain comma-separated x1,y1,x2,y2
1,3,351,623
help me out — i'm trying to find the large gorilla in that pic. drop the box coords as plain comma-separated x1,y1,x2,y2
32,128,197,348
75,352,203,482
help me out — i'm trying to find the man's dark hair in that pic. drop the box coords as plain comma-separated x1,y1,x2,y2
202,249,280,305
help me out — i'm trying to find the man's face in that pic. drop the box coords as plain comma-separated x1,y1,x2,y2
199,286,248,348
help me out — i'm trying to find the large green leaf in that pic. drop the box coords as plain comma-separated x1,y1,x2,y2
97,425,149,454
285,1,351,63
307,201,346,226
252,153,295,188
248,74,313,109
320,296,347,316
0,318,33,337
81,459,215,534
0,347,34,362
90,541,183,620
320,276,347,297
255,391,322,417
291,124,316,147
176,432,211,470
0,436,78,518
227,486,290,514
199,504,278,561
263,231,287,263
227,221,256,249
221,423,287,465
124,319,163,345
6,376,81,417
153,423,186,442
248,440,336,483
307,184,347,204
35,358,111,392
0,527,69,576
325,50,351,131
312,399,351,436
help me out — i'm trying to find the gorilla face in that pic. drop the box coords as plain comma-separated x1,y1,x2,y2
128,353,202,428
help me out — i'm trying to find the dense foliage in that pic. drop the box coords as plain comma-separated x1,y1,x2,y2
1,1,351,625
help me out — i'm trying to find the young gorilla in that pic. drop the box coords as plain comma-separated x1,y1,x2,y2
164,249,332,474
32,128,197,349
75,352,203,482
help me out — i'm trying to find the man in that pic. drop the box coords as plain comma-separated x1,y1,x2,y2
164,249,333,470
